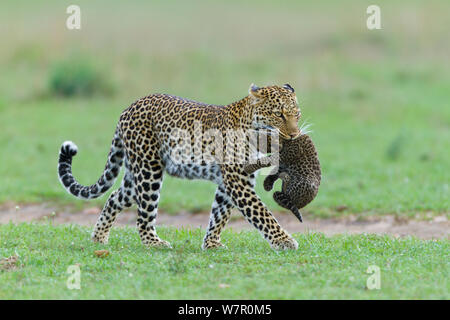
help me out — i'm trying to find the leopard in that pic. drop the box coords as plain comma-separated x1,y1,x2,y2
57,83,302,250
244,133,321,223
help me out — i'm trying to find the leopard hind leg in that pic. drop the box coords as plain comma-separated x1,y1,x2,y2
133,158,171,248
91,158,136,243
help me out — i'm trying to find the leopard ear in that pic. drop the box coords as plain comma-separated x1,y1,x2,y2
283,83,295,93
248,83,264,99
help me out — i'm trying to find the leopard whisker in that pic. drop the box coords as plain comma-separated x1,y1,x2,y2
299,119,313,135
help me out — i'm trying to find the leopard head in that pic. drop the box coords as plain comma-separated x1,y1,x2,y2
249,83,301,140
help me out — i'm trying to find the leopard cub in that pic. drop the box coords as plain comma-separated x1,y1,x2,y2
244,133,321,222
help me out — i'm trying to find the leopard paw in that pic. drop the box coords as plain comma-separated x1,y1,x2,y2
91,233,109,244
202,239,226,250
147,239,172,249
270,237,298,251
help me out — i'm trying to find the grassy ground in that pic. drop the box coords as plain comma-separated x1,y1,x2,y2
0,223,448,299
0,1,449,217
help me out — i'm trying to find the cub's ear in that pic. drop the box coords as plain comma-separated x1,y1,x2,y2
283,83,295,93
248,83,264,99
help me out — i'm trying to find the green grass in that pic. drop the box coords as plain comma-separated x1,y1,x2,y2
0,0,449,218
0,223,448,299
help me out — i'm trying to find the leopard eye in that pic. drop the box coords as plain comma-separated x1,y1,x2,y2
274,111,282,117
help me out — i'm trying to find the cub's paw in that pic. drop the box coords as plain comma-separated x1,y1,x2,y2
263,176,277,191
202,240,226,250
270,237,298,251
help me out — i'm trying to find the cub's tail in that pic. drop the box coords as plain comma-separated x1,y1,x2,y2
57,127,125,199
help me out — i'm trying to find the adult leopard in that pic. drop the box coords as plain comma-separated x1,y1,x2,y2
57,84,302,250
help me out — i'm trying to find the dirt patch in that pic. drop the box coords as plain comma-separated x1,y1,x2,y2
0,203,448,239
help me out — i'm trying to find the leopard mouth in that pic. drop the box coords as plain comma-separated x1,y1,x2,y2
252,123,300,140
288,131,302,140
278,130,302,140
279,131,292,139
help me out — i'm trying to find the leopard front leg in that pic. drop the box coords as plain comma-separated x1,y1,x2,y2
221,165,298,250
244,153,280,174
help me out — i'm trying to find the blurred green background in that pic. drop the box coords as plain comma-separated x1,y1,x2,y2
0,0,448,218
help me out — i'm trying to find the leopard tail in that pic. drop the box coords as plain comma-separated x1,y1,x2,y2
57,126,125,199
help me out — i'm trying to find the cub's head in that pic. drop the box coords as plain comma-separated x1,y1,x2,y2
249,83,301,140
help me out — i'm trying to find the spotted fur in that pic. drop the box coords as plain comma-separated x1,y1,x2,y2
244,134,321,222
57,84,302,250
